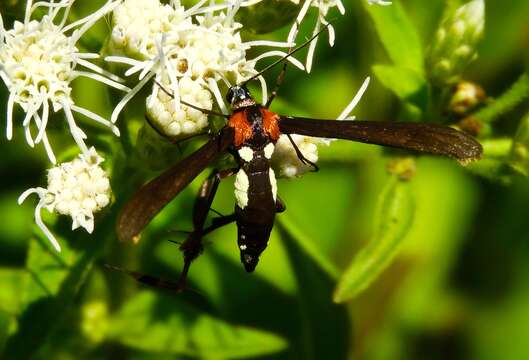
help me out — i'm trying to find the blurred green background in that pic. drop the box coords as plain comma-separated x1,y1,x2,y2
1,0,529,359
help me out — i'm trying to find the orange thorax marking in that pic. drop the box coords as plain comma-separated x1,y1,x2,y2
228,111,253,146
261,108,280,142
227,108,281,147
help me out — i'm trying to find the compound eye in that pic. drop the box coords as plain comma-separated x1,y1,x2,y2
226,87,235,104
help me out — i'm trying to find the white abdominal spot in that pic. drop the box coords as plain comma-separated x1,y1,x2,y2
269,168,277,202
234,169,249,208
238,147,253,162
263,143,275,159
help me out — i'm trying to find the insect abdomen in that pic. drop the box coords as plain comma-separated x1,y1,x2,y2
234,143,277,272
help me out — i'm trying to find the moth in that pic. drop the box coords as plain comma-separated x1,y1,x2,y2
114,30,482,291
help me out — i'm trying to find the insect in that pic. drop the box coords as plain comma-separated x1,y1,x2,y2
114,29,483,291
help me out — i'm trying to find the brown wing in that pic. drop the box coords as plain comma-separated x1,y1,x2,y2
279,117,482,161
116,127,235,242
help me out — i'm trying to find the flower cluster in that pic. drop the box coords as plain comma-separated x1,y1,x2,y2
0,0,127,163
4,0,388,250
107,0,300,139
18,148,111,251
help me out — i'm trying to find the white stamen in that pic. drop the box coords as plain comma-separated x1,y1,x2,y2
69,0,121,41
63,100,89,154
337,77,370,120
207,78,229,115
34,112,56,164
77,52,100,59
244,40,295,48
18,188,62,252
71,104,120,136
258,75,268,106
72,71,130,92
105,56,145,67
252,51,305,71
25,122,35,148
306,21,320,73
35,96,49,144
6,93,15,140
77,58,124,83
111,71,155,123
288,0,312,44
184,0,208,16
0,13,5,44
336,0,346,14
24,0,34,24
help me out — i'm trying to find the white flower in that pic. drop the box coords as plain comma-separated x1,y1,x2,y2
18,147,112,252
272,77,370,177
106,0,302,137
0,0,129,164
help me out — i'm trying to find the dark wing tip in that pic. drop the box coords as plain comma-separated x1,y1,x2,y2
442,126,483,162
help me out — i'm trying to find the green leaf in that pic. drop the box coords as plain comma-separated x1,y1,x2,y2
372,64,428,114
278,216,340,280
236,0,299,34
363,0,424,73
108,291,288,358
0,268,27,316
3,212,113,357
22,237,77,308
333,175,415,303
279,226,351,359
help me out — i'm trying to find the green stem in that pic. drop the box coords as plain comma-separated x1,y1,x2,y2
474,72,529,123
481,138,513,158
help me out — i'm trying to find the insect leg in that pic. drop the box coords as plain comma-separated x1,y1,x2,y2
107,169,237,293
286,133,319,172
104,264,187,291
175,168,238,288
154,80,228,118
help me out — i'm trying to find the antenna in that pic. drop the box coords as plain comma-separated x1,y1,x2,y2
241,21,333,86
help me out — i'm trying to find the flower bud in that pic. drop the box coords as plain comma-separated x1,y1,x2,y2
449,81,486,115
426,0,485,86
81,301,109,344
386,157,416,181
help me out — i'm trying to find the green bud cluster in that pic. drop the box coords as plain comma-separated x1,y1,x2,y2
426,0,485,86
